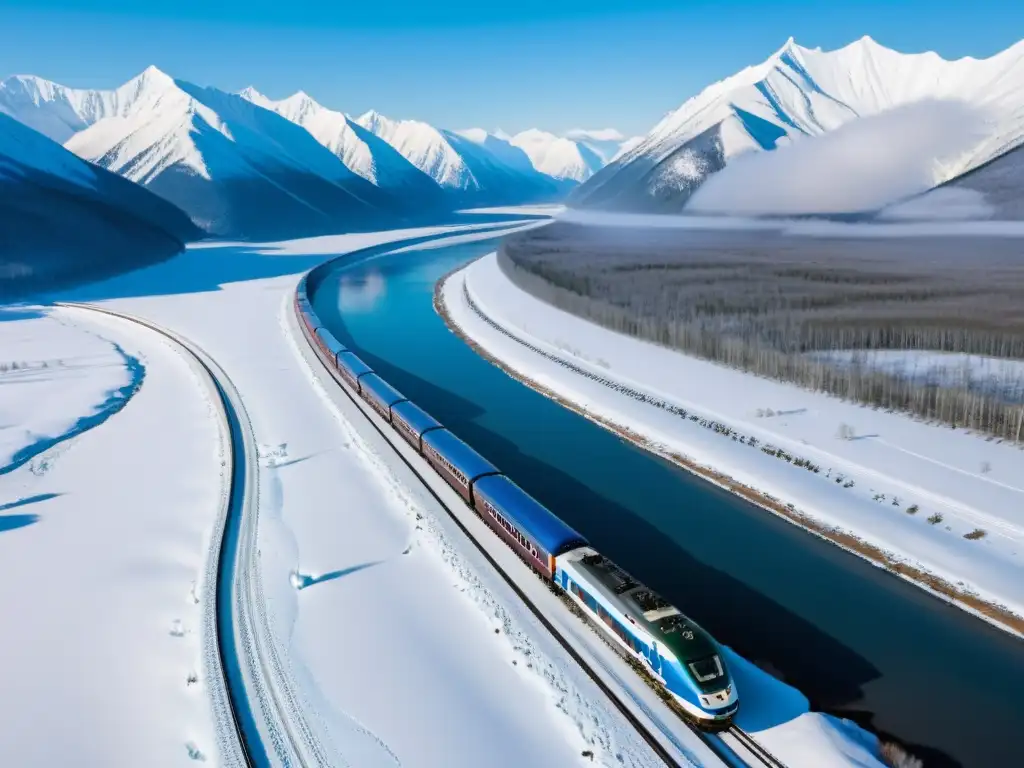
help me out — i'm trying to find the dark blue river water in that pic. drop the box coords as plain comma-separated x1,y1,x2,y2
313,238,1024,768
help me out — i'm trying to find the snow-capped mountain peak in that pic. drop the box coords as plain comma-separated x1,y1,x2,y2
237,85,265,103
509,128,604,182
355,109,394,136
238,90,442,200
573,35,1024,213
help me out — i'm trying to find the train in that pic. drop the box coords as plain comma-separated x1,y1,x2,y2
295,284,739,727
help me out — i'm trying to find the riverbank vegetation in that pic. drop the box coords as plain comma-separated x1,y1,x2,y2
500,223,1024,442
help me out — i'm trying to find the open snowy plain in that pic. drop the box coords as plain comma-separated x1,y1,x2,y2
0,304,222,765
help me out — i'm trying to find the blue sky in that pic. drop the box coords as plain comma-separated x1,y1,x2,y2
0,1,1021,137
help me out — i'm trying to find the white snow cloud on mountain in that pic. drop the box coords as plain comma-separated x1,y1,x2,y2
687,99,988,216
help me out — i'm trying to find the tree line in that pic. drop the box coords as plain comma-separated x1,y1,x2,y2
500,224,1024,442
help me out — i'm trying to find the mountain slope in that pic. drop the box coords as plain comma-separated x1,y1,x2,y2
563,129,641,165
7,68,399,239
356,111,559,205
0,111,200,297
884,140,1024,221
239,88,448,213
573,36,1024,212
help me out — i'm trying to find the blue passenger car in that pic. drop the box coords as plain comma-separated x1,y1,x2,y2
390,400,443,451
314,327,346,362
359,373,407,420
421,429,499,503
472,474,588,577
336,351,373,391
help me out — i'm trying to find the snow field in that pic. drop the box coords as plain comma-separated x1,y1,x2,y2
0,308,134,471
0,306,224,766
451,253,1024,634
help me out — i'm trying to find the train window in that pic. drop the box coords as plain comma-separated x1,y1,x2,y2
688,656,724,683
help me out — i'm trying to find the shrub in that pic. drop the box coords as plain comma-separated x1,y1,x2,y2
964,528,987,540
906,505,919,515
927,513,944,525
880,741,923,768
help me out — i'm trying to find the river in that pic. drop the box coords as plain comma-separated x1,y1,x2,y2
312,236,1024,768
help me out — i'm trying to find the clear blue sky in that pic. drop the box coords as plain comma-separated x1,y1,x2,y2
1,1,1021,137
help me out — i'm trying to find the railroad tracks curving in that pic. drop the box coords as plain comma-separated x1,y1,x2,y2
58,303,327,768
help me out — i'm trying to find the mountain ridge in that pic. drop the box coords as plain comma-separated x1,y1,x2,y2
572,35,1024,214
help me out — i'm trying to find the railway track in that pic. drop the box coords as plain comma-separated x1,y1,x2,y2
293,279,786,768
57,303,265,768
718,728,787,768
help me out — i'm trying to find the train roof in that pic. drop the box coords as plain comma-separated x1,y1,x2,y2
563,549,720,664
421,429,499,481
390,400,443,436
337,351,373,379
314,327,346,355
359,373,407,408
473,474,588,556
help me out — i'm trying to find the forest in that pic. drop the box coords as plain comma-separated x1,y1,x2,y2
500,222,1024,442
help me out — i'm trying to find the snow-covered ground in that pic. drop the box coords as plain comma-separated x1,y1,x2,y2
444,253,1024,638
36,220,725,767
0,305,223,765
811,349,1024,404
0,308,138,472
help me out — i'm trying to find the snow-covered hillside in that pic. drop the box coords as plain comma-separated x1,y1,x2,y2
239,88,448,212
887,140,1024,220
356,111,559,205
0,69,600,232
508,129,604,183
64,69,400,238
573,35,1024,213
0,73,131,143
1,69,400,239
0,111,199,297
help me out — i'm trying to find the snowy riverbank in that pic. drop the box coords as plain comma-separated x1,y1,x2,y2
441,252,1024,639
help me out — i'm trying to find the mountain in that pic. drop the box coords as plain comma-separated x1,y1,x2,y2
0,74,126,143
238,88,448,213
563,128,642,164
883,141,1024,221
0,111,200,297
355,111,560,205
3,68,399,239
507,129,604,184
572,36,1024,212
